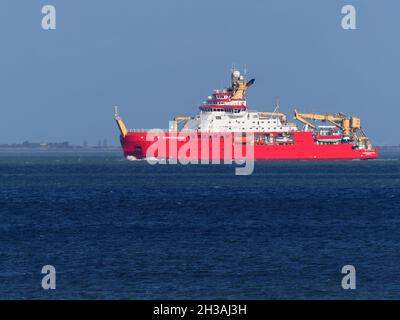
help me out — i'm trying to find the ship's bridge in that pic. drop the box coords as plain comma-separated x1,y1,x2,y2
198,69,254,113
199,91,247,113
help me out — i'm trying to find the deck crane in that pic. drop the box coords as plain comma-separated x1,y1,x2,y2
293,110,372,149
171,116,193,132
114,106,128,138
258,112,287,123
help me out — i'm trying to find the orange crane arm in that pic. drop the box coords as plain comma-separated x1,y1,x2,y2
294,110,351,134
258,112,287,123
171,116,193,132
114,107,128,138
293,109,372,149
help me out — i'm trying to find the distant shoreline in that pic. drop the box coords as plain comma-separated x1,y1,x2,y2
376,145,400,151
0,141,121,151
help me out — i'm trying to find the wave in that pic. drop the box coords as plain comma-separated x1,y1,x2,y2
126,156,162,162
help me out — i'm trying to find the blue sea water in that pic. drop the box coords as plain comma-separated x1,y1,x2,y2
0,149,399,299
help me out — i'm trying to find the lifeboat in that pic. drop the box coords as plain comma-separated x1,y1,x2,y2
315,134,342,143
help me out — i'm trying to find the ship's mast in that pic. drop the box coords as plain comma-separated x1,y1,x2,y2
230,68,255,100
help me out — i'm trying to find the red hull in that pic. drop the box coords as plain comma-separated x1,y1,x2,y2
120,131,378,160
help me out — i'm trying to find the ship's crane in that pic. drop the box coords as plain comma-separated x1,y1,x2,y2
114,106,128,138
171,116,193,132
293,110,372,149
258,112,287,123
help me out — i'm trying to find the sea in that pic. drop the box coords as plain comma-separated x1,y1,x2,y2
0,149,399,299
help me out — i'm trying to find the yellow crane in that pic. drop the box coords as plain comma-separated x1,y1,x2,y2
258,112,287,123
171,116,193,132
114,106,128,138
293,109,372,149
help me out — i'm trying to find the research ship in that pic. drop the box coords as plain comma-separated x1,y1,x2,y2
115,69,378,161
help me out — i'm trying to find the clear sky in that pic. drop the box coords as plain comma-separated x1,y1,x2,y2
0,0,399,146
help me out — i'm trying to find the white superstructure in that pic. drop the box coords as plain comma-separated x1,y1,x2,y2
175,69,297,133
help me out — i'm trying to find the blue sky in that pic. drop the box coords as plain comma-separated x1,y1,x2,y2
0,0,399,145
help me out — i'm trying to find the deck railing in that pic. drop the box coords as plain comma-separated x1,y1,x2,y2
128,128,168,133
